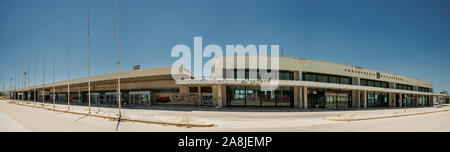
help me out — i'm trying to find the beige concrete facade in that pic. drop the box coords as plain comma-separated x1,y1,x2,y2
8,56,446,110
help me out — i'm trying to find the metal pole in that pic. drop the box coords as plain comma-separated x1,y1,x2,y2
68,24,71,111
53,33,56,110
116,0,122,118
28,58,30,103
10,79,12,99
88,10,91,114
23,64,25,98
15,65,16,100
34,50,37,106
42,41,46,107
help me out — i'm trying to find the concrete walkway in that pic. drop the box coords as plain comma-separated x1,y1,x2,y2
2,100,450,131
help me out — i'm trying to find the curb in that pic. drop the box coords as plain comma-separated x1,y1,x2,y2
324,109,450,121
5,100,215,128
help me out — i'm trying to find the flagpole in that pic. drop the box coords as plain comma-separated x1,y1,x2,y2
27,57,30,104
88,10,91,114
42,41,46,107
53,33,56,110
34,50,37,106
10,78,12,100
67,24,71,111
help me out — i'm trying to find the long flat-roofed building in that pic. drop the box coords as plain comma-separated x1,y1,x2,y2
9,55,444,110
177,55,442,109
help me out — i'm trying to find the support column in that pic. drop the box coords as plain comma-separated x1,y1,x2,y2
303,86,308,109
363,91,367,108
217,85,222,108
433,96,436,105
399,93,403,108
197,86,202,106
299,87,303,109
388,93,393,107
352,90,360,108
416,95,419,107
293,86,299,108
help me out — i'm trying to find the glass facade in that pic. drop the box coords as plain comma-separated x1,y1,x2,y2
225,69,294,80
396,84,413,91
226,86,293,107
303,72,352,85
360,92,389,107
129,91,151,105
307,88,352,109
360,79,389,88
418,87,432,92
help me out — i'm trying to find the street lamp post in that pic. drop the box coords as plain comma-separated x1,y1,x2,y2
116,0,122,121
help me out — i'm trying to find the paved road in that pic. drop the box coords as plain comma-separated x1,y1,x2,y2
1,101,450,132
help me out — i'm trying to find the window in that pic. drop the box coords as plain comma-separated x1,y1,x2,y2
329,76,339,84
189,87,198,93
381,82,388,88
303,72,352,85
367,81,374,87
318,75,328,83
279,71,294,80
305,73,316,81
201,87,212,93
360,80,367,86
340,77,351,85
375,82,381,87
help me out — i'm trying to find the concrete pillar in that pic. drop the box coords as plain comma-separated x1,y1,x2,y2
388,93,394,107
217,85,223,108
352,90,360,108
432,96,436,105
197,86,202,106
303,86,308,109
363,91,367,108
293,86,299,108
298,71,303,81
416,95,419,107
398,93,403,108
299,87,303,109
294,86,303,109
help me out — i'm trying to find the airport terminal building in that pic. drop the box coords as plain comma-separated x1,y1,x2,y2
9,55,444,110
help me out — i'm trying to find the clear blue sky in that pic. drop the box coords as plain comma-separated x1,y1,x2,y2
0,0,449,92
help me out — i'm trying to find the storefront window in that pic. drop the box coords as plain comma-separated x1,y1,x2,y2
227,86,293,107
105,92,117,105
129,91,150,105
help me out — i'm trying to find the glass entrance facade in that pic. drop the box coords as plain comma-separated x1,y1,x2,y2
129,91,151,105
104,92,117,105
226,86,293,107
307,88,352,109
